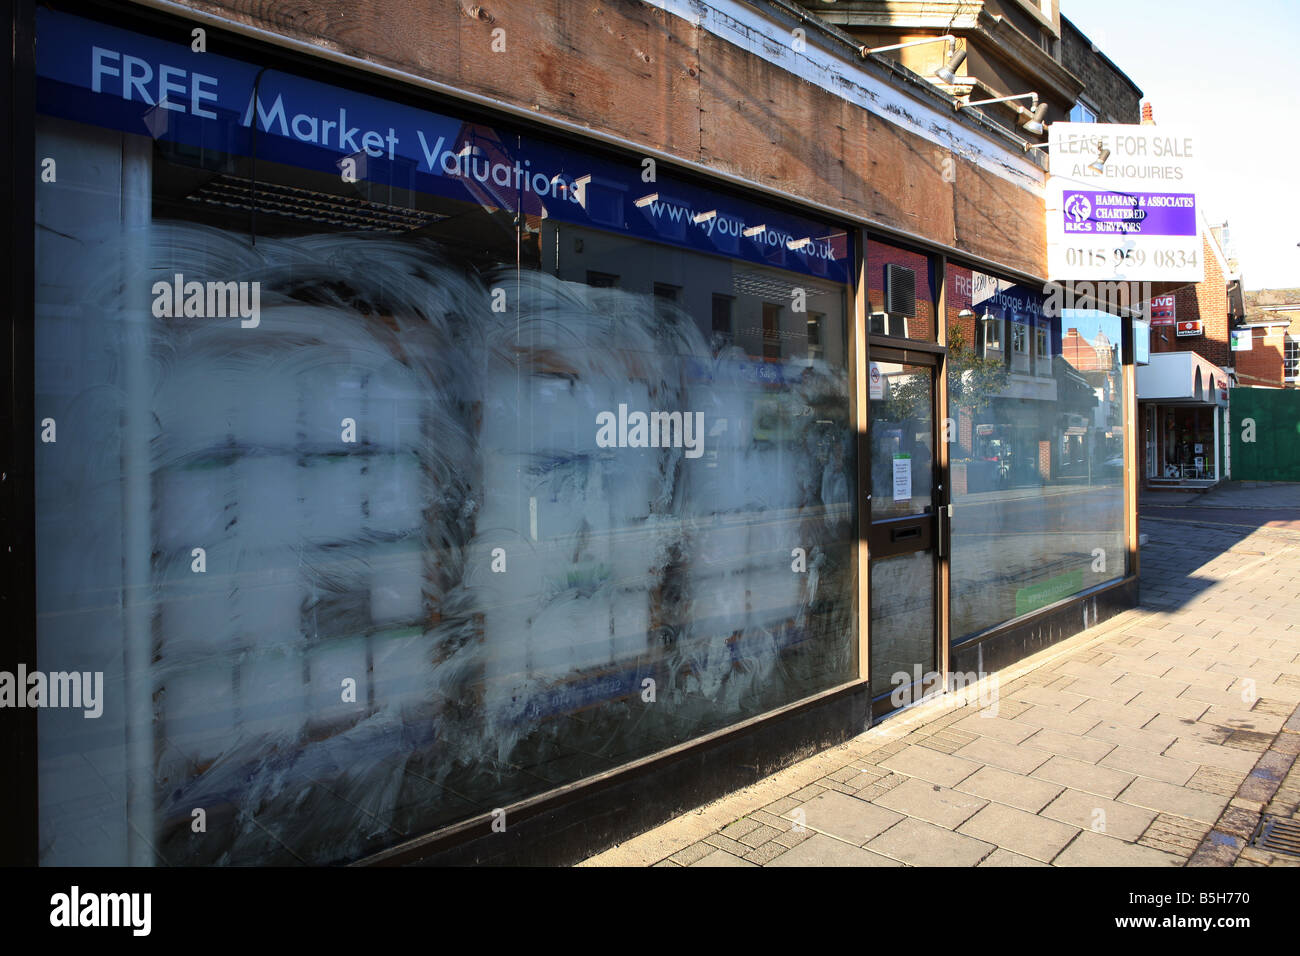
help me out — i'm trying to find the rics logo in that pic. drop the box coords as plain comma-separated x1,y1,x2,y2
1065,193,1092,224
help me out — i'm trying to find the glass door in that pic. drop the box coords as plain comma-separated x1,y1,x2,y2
867,348,941,713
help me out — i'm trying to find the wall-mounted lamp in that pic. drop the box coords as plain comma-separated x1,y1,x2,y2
857,34,971,88
958,91,1050,136
935,49,968,85
1019,101,1049,135
1088,146,1111,174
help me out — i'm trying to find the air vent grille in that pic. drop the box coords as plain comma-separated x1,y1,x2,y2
886,264,917,318
186,175,446,232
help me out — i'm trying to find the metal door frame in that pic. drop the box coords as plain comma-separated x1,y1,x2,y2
864,344,947,718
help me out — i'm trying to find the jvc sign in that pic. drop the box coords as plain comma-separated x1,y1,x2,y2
1047,123,1203,283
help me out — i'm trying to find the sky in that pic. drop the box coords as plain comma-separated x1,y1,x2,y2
1061,0,1300,291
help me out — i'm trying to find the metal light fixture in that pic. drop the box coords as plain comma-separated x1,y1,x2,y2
1088,145,1111,174
958,91,1038,112
935,48,967,85
859,33,956,59
1019,101,1049,135
856,34,970,89
958,91,1048,136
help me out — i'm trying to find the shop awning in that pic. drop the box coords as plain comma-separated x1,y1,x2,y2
1136,351,1229,406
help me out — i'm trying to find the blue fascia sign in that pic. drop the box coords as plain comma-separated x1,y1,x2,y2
36,8,851,283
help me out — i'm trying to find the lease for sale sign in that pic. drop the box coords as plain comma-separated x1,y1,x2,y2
1047,124,1203,283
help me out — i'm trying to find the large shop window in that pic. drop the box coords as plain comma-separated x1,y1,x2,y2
32,7,857,865
946,266,1126,641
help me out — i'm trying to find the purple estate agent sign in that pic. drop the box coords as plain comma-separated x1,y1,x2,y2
1047,122,1202,283
1062,191,1197,236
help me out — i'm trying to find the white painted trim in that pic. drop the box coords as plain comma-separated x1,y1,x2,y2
1199,210,1230,274
645,0,1046,192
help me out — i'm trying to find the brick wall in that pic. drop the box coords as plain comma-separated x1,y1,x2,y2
1236,327,1286,388
1149,235,1230,368
1060,18,1141,123
178,0,1050,277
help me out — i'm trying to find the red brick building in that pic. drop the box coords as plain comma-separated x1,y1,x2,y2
1137,215,1236,487
1242,288,1300,387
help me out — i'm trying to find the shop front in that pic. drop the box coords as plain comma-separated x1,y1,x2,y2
5,0,1140,866
1138,352,1228,487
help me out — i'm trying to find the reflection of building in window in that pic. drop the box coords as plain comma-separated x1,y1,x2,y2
653,282,680,321
978,313,1002,355
762,302,782,360
806,313,824,360
1012,322,1028,354
1034,326,1050,375
867,239,934,341
712,293,734,345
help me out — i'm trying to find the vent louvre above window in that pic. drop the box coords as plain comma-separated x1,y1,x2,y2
886,264,917,318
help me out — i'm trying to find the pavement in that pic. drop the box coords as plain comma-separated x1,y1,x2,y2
1141,481,1300,534
579,481,1300,868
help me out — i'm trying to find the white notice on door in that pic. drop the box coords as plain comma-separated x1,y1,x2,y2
893,456,912,502
869,362,884,400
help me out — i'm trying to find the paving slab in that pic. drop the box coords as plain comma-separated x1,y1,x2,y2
865,817,995,867
958,803,1079,863
874,777,988,829
1085,720,1178,754
1022,728,1116,763
952,736,1052,775
792,791,904,845
767,833,902,867
1118,777,1231,824
1041,788,1158,842
878,745,982,788
955,765,1065,813
1098,746,1199,786
690,849,757,867
1032,754,1137,799
977,848,1051,867
1053,830,1184,867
